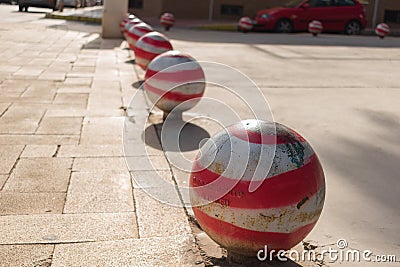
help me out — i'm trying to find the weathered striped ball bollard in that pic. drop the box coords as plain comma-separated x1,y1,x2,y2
144,50,205,120
135,32,173,70
238,17,253,33
126,22,154,50
375,23,390,39
190,119,325,259
123,18,142,41
120,14,136,34
160,13,175,31
308,20,323,37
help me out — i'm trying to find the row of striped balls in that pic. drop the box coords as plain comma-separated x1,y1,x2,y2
120,13,206,114
237,16,391,39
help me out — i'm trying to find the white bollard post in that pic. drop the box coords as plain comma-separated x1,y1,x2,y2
102,0,128,38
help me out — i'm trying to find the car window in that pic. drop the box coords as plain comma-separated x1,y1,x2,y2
333,0,356,6
309,0,333,7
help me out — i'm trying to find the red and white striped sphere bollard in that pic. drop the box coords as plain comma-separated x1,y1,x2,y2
308,20,323,37
134,32,173,70
190,119,326,258
160,13,175,31
238,17,253,33
126,23,154,50
375,23,390,39
144,50,206,120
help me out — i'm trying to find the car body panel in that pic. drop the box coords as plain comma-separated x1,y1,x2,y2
254,0,367,33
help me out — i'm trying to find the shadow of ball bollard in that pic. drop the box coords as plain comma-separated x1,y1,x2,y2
375,23,390,39
190,119,326,256
123,18,142,41
308,20,323,37
144,50,206,120
126,22,153,50
160,13,175,31
134,32,173,71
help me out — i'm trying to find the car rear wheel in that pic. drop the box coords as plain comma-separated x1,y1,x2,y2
275,19,293,33
345,20,361,35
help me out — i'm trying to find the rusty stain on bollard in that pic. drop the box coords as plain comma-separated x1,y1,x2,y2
160,13,175,31
309,20,323,37
238,17,253,33
134,32,173,71
190,119,326,257
143,50,205,121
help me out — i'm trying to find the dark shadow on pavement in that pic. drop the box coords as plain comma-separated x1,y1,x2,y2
132,80,143,89
144,121,210,152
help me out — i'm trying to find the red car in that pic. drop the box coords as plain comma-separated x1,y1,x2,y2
254,0,367,35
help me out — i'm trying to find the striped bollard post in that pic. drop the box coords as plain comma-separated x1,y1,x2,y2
308,20,323,37
375,23,390,39
238,17,253,33
134,32,173,70
126,23,154,50
144,50,205,120
160,13,175,31
190,119,325,258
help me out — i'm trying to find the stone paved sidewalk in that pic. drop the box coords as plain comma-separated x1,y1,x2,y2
0,15,200,266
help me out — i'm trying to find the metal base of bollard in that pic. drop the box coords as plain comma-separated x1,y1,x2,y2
163,111,182,121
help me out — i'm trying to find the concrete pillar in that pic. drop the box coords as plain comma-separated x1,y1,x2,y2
102,0,128,38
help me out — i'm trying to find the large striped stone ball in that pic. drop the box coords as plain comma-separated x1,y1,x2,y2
123,18,142,41
144,50,205,113
120,14,136,33
375,23,390,39
238,17,253,32
308,20,323,36
190,119,325,256
134,32,173,70
126,22,153,50
160,13,175,30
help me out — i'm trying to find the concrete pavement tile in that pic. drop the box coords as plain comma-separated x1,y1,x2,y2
0,118,39,134
0,212,138,244
20,86,57,103
1,103,46,120
130,170,173,189
38,72,66,81
0,245,54,267
36,117,83,135
3,158,73,192
0,192,65,215
64,77,92,86
57,144,123,157
14,67,44,76
64,171,134,213
21,145,58,158
134,189,191,238
56,86,91,94
44,107,87,117
126,156,170,171
80,117,124,144
0,135,79,145
53,93,88,107
72,157,127,172
0,103,11,116
52,235,198,266
0,145,24,174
